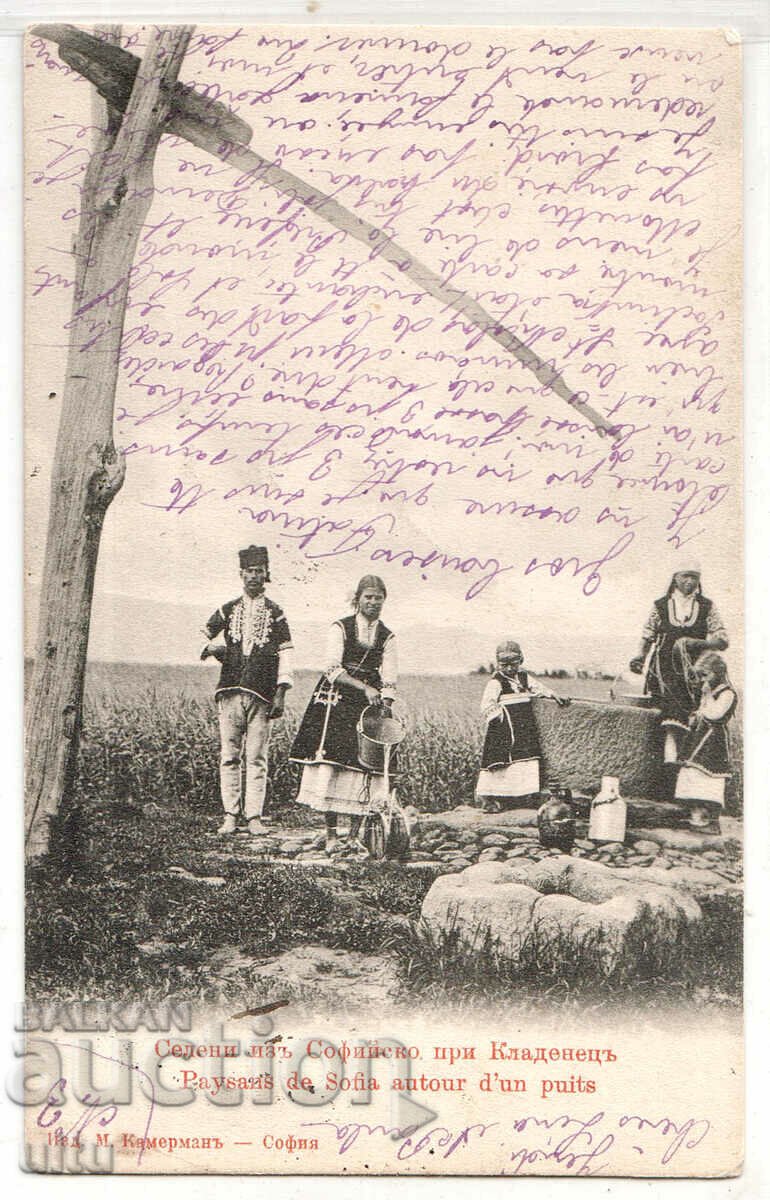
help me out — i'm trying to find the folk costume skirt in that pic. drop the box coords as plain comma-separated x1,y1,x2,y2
674,715,731,809
291,675,396,816
647,635,700,732
475,695,542,801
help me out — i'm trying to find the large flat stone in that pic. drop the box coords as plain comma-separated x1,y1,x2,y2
632,820,743,855
623,865,742,903
424,807,538,830
422,856,701,975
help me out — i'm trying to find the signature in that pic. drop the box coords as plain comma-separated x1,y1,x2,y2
304,1110,711,1173
36,1077,118,1146
508,1110,710,1175
302,1117,498,1159
37,1043,157,1166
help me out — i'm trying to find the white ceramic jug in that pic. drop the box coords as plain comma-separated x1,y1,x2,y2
588,776,627,843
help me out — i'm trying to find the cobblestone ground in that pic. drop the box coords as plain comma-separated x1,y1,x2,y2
198,804,743,894
407,808,743,895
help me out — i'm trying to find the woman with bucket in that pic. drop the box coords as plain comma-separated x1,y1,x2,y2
290,575,400,856
629,561,729,800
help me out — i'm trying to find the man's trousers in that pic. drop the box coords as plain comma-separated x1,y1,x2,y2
217,691,270,818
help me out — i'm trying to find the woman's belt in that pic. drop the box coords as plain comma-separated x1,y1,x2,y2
344,664,381,686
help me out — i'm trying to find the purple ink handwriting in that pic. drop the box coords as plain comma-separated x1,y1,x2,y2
36,1076,118,1147
44,1044,158,1166
26,27,740,603
302,1109,711,1173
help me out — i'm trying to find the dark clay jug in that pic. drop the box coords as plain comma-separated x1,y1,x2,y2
537,788,576,851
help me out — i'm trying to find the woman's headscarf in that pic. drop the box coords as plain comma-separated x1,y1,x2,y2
666,559,702,595
496,640,523,659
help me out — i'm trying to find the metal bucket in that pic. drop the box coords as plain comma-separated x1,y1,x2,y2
609,672,654,707
356,705,405,773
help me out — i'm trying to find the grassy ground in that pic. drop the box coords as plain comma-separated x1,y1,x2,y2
26,774,742,1015
26,794,430,1006
25,663,743,1013
27,793,742,1015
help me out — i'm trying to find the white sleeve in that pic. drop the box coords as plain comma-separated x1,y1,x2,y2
325,622,345,682
641,606,661,641
381,634,398,699
480,678,502,720
277,644,293,689
706,604,728,641
527,675,557,699
701,688,736,722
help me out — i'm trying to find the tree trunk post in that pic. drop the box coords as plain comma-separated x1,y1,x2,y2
25,25,194,861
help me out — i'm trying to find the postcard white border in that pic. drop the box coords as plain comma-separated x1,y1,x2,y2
3,3,768,1195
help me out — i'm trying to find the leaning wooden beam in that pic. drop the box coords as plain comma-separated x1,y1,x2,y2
25,25,194,861
70,25,123,302
33,24,251,147
33,24,612,437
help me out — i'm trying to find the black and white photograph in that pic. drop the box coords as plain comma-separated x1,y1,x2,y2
21,19,747,1176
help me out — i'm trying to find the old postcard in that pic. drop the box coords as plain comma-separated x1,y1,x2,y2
23,23,743,1175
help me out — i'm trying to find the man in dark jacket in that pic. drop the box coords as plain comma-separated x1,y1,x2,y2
201,546,293,835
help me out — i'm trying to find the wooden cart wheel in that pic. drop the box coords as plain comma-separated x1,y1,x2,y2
363,813,387,860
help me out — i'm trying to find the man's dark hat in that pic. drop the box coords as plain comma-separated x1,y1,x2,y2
239,545,269,569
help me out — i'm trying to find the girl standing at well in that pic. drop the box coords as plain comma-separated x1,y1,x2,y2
290,575,398,854
475,639,568,810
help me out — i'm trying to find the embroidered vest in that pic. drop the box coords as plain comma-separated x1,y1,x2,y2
654,594,712,640
338,614,392,689
215,595,288,701
495,670,530,694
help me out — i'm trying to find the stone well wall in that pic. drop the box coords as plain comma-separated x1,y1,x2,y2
532,697,664,798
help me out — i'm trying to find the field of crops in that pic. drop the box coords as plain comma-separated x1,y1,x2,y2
76,663,621,817
74,662,742,817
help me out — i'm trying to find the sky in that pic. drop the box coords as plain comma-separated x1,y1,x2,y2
23,24,743,682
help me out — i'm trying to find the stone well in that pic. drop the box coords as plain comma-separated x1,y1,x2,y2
531,697,664,798
421,856,701,975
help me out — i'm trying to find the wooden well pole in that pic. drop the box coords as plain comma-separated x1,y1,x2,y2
25,25,194,860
